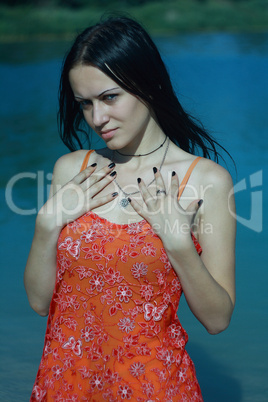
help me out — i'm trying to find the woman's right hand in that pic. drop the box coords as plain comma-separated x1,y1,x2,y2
24,161,118,315
37,162,118,233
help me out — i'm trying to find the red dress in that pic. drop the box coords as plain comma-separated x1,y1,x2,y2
30,152,203,401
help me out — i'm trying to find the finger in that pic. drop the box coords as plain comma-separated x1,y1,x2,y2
185,199,203,220
72,163,98,185
90,191,119,210
87,170,117,198
153,167,167,197
188,199,203,230
81,162,116,190
170,170,180,199
137,177,154,205
127,196,147,219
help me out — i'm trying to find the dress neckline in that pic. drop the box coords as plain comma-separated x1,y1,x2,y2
88,210,148,228
80,151,202,228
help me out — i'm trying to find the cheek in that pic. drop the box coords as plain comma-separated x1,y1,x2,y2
82,110,93,127
132,103,151,129
123,99,150,123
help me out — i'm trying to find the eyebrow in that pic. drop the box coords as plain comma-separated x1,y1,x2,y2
74,87,120,100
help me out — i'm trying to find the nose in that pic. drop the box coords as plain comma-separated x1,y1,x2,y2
92,102,109,128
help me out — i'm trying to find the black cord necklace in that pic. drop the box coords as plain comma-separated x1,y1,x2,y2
111,137,170,208
115,135,168,157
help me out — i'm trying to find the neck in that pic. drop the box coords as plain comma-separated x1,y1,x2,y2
111,135,170,172
116,135,167,157
116,122,167,157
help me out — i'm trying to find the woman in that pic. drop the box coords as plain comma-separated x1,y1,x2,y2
25,16,236,401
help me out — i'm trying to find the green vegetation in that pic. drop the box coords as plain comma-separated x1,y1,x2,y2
0,0,267,42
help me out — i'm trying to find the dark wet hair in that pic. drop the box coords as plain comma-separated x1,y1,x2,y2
58,15,229,162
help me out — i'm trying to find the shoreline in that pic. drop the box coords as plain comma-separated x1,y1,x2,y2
0,1,267,43
0,29,267,45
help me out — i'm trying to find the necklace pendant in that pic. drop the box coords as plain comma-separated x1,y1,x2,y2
119,198,129,208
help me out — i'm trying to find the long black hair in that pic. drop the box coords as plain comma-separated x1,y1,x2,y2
58,15,230,162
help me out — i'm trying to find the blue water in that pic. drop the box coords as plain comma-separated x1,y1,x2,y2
0,33,267,401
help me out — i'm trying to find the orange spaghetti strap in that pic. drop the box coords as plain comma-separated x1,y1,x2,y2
178,156,202,200
80,150,95,172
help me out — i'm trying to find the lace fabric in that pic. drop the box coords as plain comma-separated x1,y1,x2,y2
30,211,203,401
30,151,203,401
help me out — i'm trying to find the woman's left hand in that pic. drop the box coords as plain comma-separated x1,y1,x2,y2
128,167,202,250
129,166,236,334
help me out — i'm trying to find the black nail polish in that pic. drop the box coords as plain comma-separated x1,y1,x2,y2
112,192,118,197
172,171,176,176
137,178,141,183
198,199,203,207
128,197,132,203
91,163,97,167
153,167,157,174
110,171,117,177
108,162,115,168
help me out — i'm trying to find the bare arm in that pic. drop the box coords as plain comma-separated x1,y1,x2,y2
129,162,236,334
24,216,61,316
24,153,118,316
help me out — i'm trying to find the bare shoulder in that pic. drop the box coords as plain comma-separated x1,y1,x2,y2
52,150,91,187
194,158,236,222
197,157,234,193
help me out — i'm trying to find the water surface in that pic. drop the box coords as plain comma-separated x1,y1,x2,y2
1,33,267,401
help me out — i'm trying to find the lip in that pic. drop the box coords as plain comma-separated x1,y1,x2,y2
100,128,118,140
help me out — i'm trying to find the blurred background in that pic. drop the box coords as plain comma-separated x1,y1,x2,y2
1,1,267,401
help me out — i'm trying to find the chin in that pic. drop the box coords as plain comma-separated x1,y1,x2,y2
105,139,126,151
105,141,119,150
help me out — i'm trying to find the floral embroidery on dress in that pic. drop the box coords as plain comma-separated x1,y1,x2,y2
30,211,203,401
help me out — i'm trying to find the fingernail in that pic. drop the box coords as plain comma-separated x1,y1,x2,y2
172,171,176,176
110,171,117,177
91,163,97,167
112,192,118,197
108,162,115,168
153,167,157,174
137,178,141,183
198,199,203,207
128,197,131,203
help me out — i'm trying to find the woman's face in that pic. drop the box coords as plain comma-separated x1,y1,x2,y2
69,65,155,152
